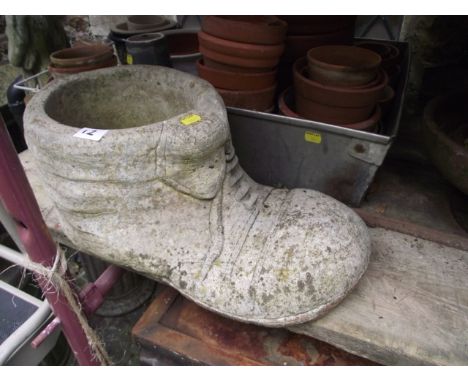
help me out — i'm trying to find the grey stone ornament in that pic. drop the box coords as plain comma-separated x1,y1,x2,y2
24,65,371,327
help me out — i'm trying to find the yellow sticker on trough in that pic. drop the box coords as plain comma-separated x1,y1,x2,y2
126,54,133,65
304,131,322,144
181,114,202,126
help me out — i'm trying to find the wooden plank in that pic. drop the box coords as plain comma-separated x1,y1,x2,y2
132,285,375,366
289,228,468,365
19,150,468,365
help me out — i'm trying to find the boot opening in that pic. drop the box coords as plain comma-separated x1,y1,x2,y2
44,68,193,130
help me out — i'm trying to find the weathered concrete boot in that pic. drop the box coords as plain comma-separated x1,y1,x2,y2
24,65,370,327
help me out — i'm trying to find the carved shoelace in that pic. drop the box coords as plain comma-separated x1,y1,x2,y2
225,150,258,210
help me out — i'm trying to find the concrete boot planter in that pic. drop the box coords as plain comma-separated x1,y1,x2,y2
24,65,370,327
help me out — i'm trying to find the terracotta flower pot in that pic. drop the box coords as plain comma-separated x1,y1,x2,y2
217,83,277,111
200,45,280,70
279,87,381,131
127,15,169,31
110,19,177,37
198,31,285,59
278,16,356,36
293,57,388,108
197,59,277,91
202,16,287,45
306,45,382,87
48,55,118,78
203,57,272,73
282,27,354,63
50,45,114,68
295,91,375,124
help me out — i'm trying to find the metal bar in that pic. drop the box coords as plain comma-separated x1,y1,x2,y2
0,117,101,365
79,265,124,315
0,283,51,364
12,70,48,94
31,317,61,349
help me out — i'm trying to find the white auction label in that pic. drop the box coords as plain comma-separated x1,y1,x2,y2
73,128,109,141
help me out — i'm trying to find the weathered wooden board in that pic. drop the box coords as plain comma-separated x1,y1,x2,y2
290,228,468,365
19,150,468,365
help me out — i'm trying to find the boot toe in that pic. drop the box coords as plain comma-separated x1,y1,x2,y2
240,188,371,326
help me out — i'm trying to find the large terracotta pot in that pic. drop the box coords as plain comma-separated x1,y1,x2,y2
202,16,287,45
127,15,169,31
203,57,272,73
200,45,280,70
293,57,387,109
279,87,380,132
198,31,285,59
48,55,118,78
306,45,382,87
217,84,276,111
50,45,114,68
197,59,277,90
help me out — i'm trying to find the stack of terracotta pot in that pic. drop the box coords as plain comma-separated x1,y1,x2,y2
281,45,388,131
196,16,287,111
355,40,402,116
276,16,356,94
48,44,117,79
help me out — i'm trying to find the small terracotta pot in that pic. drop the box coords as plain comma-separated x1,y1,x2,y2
282,27,354,63
306,45,382,87
127,15,168,31
48,55,118,78
278,16,356,36
293,57,388,108
200,45,279,70
50,45,114,68
217,83,277,111
197,59,277,91
198,31,285,59
110,20,177,37
378,86,395,116
202,16,287,45
279,87,381,131
203,57,272,73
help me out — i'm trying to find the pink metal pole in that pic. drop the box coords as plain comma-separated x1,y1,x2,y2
0,118,102,365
